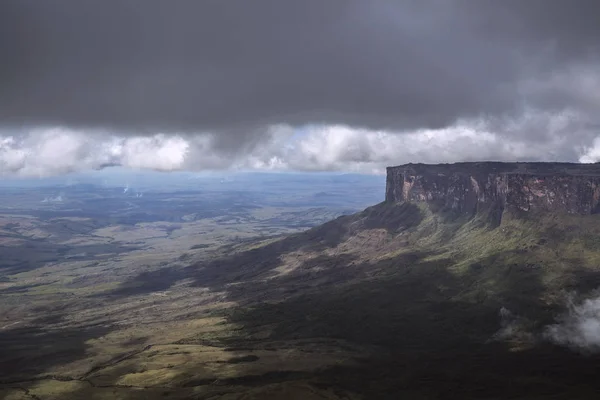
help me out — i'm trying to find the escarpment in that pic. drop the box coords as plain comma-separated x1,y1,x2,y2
385,162,600,217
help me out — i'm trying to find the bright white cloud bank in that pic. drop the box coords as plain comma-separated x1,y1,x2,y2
0,129,190,177
1,115,600,178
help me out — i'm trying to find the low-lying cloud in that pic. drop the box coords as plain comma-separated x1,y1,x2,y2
2,114,598,178
545,293,600,351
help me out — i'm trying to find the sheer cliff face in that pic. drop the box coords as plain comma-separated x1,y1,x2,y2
386,163,600,216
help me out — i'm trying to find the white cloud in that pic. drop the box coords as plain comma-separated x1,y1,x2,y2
545,293,600,352
0,128,108,177
256,112,586,174
109,135,189,170
0,128,190,177
1,113,598,178
579,137,600,163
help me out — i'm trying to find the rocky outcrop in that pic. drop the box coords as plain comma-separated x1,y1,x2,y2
385,162,600,216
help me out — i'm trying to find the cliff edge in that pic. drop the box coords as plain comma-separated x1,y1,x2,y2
386,162,600,217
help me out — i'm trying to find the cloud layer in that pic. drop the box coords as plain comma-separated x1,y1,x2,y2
2,121,598,178
1,1,600,175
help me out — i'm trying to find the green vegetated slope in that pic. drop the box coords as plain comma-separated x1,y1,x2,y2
3,201,600,399
213,201,600,399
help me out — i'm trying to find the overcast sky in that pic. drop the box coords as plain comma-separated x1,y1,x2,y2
2,0,600,177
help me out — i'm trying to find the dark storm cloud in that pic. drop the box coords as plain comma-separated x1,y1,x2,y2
1,0,599,141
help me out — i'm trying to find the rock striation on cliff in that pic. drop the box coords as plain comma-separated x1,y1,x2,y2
386,162,600,217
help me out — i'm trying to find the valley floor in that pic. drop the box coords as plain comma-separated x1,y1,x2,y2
3,202,600,399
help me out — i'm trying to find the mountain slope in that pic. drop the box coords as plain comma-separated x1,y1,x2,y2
189,198,600,398
5,163,600,399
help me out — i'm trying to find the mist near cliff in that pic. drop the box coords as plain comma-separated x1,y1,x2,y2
2,1,600,176
546,293,600,351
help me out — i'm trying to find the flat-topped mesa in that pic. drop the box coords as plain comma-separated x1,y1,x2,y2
386,162,600,216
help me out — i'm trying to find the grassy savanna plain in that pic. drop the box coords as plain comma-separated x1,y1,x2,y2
2,172,600,398
0,172,381,399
